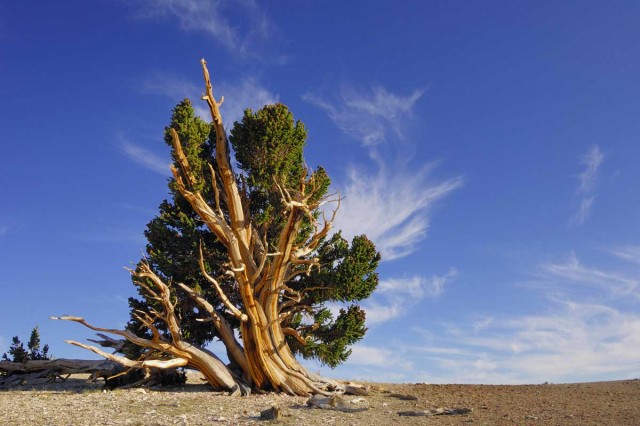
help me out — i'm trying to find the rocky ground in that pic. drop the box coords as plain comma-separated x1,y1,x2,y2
0,372,638,425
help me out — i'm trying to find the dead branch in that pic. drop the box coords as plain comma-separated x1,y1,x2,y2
198,242,248,322
66,341,189,370
282,327,307,345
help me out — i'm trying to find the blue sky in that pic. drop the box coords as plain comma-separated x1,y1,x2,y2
1,1,639,384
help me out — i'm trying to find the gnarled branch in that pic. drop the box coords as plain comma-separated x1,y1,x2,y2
197,242,248,322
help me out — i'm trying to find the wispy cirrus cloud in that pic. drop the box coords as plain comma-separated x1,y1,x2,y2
570,145,603,226
218,78,279,127
141,73,278,127
124,73,278,176
607,245,640,266
325,343,413,382
340,250,640,384
338,162,462,260
348,345,396,366
569,196,594,226
335,295,640,384
411,299,640,384
577,145,604,194
539,251,638,299
403,249,640,384
117,133,171,176
331,247,640,384
126,0,272,53
125,73,277,175
364,269,458,324
305,84,461,260
303,86,424,147
377,269,456,299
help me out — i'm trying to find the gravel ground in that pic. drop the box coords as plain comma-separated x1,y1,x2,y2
1,373,638,425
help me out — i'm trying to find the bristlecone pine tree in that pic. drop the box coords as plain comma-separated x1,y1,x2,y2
2,326,51,363
58,59,380,396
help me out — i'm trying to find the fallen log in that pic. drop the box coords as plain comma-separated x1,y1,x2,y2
0,358,188,389
0,358,124,388
0,359,119,376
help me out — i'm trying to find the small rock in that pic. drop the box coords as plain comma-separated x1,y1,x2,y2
260,406,281,421
398,407,473,417
388,393,418,401
525,415,539,420
306,394,369,413
447,408,473,415
307,394,340,408
398,410,430,417
344,384,370,396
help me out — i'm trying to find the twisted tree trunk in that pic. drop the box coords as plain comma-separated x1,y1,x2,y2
57,59,348,396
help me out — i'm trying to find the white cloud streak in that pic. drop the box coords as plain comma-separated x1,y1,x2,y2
577,145,604,194
348,345,394,366
303,86,424,147
141,73,278,128
117,134,171,175
569,196,594,226
220,78,279,127
330,248,640,385
141,74,200,102
540,252,638,299
337,161,462,260
607,245,640,266
361,302,403,325
306,84,461,260
377,270,456,299
364,269,458,324
128,0,272,53
401,250,640,384
347,292,640,384
571,145,603,226
416,299,640,384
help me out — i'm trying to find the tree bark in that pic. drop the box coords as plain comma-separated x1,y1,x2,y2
57,59,357,397
0,359,124,388
0,359,118,376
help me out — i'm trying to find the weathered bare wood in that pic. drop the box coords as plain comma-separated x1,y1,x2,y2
52,274,244,394
87,333,126,352
0,359,116,375
59,59,344,397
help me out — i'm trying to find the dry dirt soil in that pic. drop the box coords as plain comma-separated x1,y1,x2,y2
0,372,638,425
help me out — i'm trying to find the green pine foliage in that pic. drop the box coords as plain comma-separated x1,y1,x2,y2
2,326,51,363
126,99,380,368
